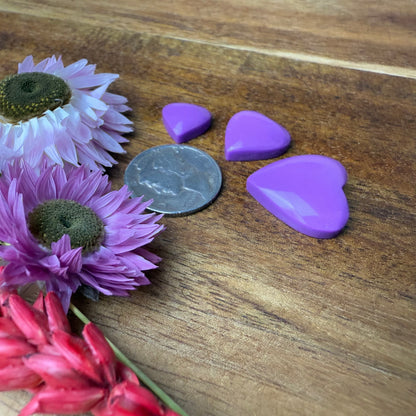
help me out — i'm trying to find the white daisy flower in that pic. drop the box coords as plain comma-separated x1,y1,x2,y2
0,55,133,171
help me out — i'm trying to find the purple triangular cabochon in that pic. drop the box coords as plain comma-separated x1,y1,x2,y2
162,103,212,143
247,155,349,238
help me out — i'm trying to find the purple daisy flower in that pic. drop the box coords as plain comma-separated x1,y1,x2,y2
0,55,133,171
0,162,164,311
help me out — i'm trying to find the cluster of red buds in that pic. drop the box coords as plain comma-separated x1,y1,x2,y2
0,287,179,416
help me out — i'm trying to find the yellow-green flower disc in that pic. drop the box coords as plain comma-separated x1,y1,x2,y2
28,199,104,252
0,72,71,122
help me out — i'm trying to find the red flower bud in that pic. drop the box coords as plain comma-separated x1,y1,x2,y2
0,287,181,416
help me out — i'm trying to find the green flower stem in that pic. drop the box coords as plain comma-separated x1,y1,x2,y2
69,303,189,416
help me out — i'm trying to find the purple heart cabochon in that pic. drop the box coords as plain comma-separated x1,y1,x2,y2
162,103,212,143
246,155,349,238
225,110,291,161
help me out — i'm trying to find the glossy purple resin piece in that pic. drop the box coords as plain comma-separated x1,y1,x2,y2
162,103,212,143
246,155,349,238
225,110,291,161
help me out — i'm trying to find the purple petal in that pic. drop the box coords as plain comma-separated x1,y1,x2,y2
68,73,118,89
18,55,35,73
56,59,88,79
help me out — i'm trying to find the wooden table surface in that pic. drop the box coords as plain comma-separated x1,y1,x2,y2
0,1,415,415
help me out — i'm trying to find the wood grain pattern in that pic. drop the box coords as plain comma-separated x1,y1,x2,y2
0,2,415,416
1,0,416,70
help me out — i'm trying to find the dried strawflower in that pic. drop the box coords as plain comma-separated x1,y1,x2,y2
0,162,164,311
0,55,132,171
0,285,180,416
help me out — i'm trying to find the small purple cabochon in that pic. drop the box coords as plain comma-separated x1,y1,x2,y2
225,110,291,161
162,103,212,143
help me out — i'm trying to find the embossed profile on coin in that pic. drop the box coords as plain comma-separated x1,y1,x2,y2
125,145,222,216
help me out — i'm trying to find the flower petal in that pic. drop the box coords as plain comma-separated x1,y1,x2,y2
0,161,163,304
0,317,24,338
116,361,140,385
56,58,88,79
83,323,117,385
44,291,71,333
7,294,48,345
4,55,132,172
96,381,164,416
19,386,106,416
0,336,36,358
17,55,35,73
0,362,42,391
69,73,118,89
52,330,102,384
24,353,93,389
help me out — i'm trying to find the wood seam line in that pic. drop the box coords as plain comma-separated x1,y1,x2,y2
168,35,416,80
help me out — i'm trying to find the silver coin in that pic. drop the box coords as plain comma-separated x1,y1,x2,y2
124,144,222,216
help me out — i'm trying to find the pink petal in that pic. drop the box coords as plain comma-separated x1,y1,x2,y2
164,411,181,416
0,356,23,369
0,317,24,338
0,363,42,391
98,381,164,416
52,330,102,384
32,292,46,313
44,292,71,333
83,323,117,385
8,294,49,345
24,353,93,389
19,386,106,416
0,336,36,358
116,362,140,385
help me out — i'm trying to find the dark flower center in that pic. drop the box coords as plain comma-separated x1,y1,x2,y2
0,72,71,123
28,199,104,253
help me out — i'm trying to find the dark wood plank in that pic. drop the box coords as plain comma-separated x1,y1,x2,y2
0,9,415,416
0,0,416,69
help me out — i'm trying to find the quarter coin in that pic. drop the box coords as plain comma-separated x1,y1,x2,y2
124,144,222,216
